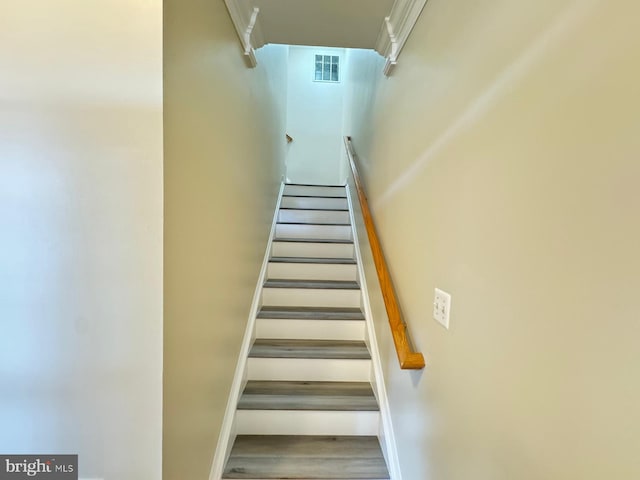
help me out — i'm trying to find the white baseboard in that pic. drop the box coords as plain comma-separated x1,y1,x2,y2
208,182,285,480
345,183,403,480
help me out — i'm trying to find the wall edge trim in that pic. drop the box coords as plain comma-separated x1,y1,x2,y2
208,182,286,480
345,183,403,480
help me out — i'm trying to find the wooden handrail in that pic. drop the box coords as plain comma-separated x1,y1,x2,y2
344,136,425,370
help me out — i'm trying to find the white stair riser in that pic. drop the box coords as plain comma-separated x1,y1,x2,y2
271,241,354,259
236,410,379,436
283,185,346,197
256,319,365,341
276,224,352,241
247,358,371,382
281,196,348,210
278,209,351,225
267,262,357,281
262,287,360,308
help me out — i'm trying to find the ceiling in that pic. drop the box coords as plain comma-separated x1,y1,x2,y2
250,0,396,49
225,0,428,74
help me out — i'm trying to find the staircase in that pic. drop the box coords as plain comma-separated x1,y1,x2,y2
221,184,391,480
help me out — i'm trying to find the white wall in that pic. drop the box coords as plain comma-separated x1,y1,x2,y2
0,1,163,479
285,46,347,185
344,1,640,479
163,0,288,477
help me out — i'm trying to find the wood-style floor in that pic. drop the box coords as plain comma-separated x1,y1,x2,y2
224,435,389,479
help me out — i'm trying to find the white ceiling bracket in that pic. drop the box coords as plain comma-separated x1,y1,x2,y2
243,7,260,67
383,17,398,76
375,0,429,76
224,1,266,68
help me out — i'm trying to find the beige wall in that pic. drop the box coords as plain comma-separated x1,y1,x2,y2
345,1,640,479
163,1,288,478
0,1,163,479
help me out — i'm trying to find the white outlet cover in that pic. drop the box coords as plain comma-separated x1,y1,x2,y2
433,288,451,329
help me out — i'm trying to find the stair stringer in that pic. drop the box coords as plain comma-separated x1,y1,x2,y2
345,183,403,480
208,182,285,480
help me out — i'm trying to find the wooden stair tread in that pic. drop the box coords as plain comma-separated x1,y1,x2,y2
238,381,378,411
285,183,346,187
277,221,351,228
257,306,364,320
274,237,353,244
282,194,347,199
278,221,352,226
223,435,389,479
280,207,349,212
282,194,348,202
264,279,360,290
280,207,349,211
269,256,356,265
250,339,370,359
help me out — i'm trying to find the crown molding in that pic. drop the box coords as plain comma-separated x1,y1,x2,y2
223,0,265,68
375,0,429,76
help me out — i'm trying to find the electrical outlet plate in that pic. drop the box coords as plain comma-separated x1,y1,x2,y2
433,288,451,329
